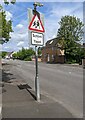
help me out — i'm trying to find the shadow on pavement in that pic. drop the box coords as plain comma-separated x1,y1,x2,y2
2,63,36,100
2,64,16,93
18,84,36,100
17,84,32,89
2,69,16,83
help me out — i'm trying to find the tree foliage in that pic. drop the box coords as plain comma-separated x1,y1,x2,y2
38,47,42,56
0,10,13,44
12,48,35,61
57,15,84,63
0,0,16,44
4,0,16,5
1,51,7,58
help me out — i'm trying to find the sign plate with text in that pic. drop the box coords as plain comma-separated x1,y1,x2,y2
31,32,44,46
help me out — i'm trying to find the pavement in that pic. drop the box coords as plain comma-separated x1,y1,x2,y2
2,82,74,118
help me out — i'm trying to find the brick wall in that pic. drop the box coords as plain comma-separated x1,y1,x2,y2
41,47,65,63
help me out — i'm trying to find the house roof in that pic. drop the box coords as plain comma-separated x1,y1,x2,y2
41,37,63,50
46,37,60,47
6,51,14,57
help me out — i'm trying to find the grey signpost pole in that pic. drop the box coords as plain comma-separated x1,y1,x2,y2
33,2,43,101
35,46,40,101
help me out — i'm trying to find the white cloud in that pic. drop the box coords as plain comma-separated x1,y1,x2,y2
6,11,13,21
10,21,28,43
16,24,23,29
17,41,24,46
4,46,9,49
24,47,29,49
52,34,56,38
2,20,29,51
10,32,28,41
18,47,23,50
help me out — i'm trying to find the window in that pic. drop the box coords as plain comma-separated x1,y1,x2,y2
49,40,53,44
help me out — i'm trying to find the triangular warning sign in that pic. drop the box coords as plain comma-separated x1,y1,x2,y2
28,14,45,33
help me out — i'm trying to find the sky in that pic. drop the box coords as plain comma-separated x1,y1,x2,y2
1,1,84,52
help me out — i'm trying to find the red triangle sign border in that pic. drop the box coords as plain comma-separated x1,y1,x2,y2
28,14,45,33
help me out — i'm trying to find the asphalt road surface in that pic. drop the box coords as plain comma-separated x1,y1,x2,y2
2,59,83,118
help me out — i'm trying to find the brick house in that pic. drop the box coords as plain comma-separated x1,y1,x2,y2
83,43,85,67
41,37,65,63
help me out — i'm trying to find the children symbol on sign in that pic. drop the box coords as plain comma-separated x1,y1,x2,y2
33,20,40,29
33,21,36,27
37,20,39,28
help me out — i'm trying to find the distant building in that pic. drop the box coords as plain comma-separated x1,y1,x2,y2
41,37,65,63
5,51,14,59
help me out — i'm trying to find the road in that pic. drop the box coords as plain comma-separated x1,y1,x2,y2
2,59,83,118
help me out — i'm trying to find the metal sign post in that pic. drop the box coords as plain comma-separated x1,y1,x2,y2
28,2,44,102
35,46,40,101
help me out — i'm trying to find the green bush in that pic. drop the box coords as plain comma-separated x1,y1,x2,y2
12,48,35,61
66,59,77,64
12,53,17,59
24,57,32,61
2,52,7,58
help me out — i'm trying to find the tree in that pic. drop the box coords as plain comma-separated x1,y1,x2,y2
0,0,16,44
38,47,42,56
0,7,13,44
57,15,84,63
4,0,16,5
12,48,35,61
1,51,7,58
